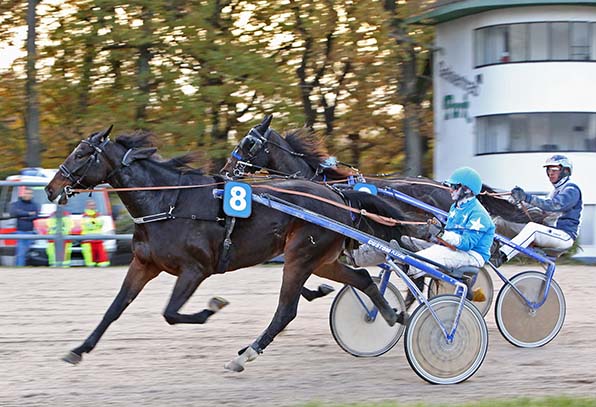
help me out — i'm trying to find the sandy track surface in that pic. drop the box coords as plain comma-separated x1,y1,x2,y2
1,264,595,406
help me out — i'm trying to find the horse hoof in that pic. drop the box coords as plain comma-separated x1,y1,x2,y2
395,311,409,326
208,296,230,312
224,360,245,372
62,351,82,365
318,284,335,296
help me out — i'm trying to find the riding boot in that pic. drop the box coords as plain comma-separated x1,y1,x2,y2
404,276,425,310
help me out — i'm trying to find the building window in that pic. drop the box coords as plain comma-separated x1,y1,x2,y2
592,22,596,60
551,22,570,60
475,22,594,66
571,22,590,60
476,112,596,154
529,23,549,60
510,24,528,62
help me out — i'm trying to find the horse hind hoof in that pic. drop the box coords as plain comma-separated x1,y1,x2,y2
224,359,245,372
62,351,82,365
395,310,409,326
318,284,335,296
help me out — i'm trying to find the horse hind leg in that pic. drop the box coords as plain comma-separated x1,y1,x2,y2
225,253,314,372
63,258,160,364
314,261,399,326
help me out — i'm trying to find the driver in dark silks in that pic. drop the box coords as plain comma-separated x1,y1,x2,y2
495,154,582,265
351,167,496,310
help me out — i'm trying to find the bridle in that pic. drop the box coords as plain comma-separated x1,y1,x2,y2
228,126,307,177
58,138,111,195
59,136,138,197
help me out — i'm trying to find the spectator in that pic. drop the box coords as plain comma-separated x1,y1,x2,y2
46,211,74,267
9,187,40,266
81,199,110,267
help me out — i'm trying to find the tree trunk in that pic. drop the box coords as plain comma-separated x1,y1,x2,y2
24,0,41,167
347,132,361,168
135,6,153,127
401,46,423,176
384,0,433,177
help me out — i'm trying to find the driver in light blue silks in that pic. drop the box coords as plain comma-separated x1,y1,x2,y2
351,166,496,309
407,167,496,291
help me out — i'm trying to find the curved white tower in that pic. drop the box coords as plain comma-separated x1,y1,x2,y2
411,0,596,258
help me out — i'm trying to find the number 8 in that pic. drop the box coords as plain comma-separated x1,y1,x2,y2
229,186,247,211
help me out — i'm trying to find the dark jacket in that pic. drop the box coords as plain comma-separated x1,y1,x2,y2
526,179,582,239
9,198,40,232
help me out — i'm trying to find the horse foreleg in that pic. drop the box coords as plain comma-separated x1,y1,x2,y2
314,261,399,326
162,266,220,325
64,258,159,364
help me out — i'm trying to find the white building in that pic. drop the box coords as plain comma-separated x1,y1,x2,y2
410,0,596,258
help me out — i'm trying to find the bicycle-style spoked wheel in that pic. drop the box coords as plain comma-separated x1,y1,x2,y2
404,295,488,384
329,276,406,357
494,271,565,348
428,266,493,317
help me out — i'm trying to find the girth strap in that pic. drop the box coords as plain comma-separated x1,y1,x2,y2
216,216,237,274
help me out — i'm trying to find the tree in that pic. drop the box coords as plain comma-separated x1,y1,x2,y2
0,0,436,176
384,0,434,177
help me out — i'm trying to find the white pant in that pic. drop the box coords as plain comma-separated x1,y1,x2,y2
501,222,574,260
351,242,484,279
410,245,484,279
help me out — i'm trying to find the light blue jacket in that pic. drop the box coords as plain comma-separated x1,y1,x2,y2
445,197,495,262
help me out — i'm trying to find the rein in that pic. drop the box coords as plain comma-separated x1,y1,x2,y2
70,180,423,227
252,184,426,227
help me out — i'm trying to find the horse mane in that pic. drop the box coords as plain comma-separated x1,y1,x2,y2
114,131,204,174
283,128,355,179
478,184,547,223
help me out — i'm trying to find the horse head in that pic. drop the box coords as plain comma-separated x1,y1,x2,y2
221,114,274,177
45,126,156,204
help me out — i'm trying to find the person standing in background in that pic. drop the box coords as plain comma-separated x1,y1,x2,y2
9,187,40,266
81,199,110,267
46,211,74,267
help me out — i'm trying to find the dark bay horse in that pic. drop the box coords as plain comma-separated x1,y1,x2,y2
220,115,548,241
46,126,408,371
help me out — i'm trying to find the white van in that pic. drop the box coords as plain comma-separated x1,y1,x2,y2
0,168,116,266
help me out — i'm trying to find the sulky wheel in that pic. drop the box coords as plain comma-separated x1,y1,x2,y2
404,294,488,384
494,271,565,348
428,266,493,317
329,276,406,357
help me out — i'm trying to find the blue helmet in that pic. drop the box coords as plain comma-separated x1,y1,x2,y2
446,167,482,195
543,154,572,175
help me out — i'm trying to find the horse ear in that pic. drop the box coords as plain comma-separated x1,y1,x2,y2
258,114,273,133
97,125,113,141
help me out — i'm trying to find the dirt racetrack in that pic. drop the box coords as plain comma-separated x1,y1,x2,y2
1,264,595,406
